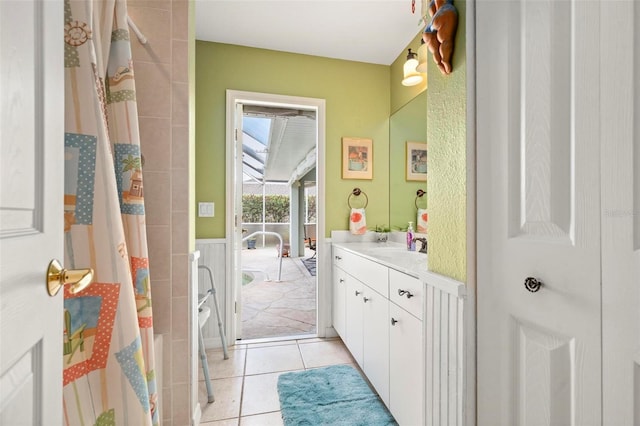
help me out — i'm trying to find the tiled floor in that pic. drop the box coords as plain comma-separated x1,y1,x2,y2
198,337,355,425
241,247,317,340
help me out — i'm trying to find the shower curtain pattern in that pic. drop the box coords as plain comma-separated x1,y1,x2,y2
63,0,156,424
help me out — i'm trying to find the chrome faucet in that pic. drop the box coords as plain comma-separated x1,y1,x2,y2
413,237,428,254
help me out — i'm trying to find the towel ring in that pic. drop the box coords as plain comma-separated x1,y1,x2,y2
415,189,426,209
348,188,369,209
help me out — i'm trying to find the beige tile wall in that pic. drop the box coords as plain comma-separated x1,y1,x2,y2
129,0,191,425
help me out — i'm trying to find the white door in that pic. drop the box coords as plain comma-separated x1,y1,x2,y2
477,0,602,424
233,102,245,339
600,1,640,423
0,0,64,423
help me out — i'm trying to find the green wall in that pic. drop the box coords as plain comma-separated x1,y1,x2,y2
388,31,428,231
426,0,467,282
389,92,427,230
195,42,390,238
188,0,196,251
196,4,468,284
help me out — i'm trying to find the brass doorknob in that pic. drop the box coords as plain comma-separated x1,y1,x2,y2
47,259,94,296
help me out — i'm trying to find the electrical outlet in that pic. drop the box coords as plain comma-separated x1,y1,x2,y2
198,202,215,217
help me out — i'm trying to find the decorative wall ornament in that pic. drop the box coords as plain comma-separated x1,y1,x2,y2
422,0,458,75
342,137,373,180
406,141,427,181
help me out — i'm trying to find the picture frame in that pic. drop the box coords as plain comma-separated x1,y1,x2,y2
406,141,427,181
342,137,373,180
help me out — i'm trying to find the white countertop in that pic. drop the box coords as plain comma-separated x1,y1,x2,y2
332,241,428,278
332,241,466,297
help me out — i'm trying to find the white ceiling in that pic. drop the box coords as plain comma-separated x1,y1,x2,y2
195,0,425,65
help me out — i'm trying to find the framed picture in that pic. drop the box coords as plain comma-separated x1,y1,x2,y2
406,141,427,181
342,137,373,180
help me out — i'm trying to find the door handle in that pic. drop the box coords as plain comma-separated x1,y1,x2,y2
47,259,94,296
524,277,543,293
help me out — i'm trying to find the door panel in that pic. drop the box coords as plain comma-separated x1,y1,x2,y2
0,0,64,423
477,0,601,424
601,1,640,423
508,0,573,242
513,320,574,425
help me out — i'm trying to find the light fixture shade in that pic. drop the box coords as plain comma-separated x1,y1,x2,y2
402,49,423,86
416,42,429,74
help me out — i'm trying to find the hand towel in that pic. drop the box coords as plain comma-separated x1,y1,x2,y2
349,208,367,235
417,208,428,234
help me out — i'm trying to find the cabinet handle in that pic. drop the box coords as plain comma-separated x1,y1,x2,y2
398,289,414,299
355,290,362,296
363,297,370,303
391,318,398,326
335,255,342,260
339,278,345,283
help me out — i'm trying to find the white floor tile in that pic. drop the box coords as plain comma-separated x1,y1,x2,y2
298,339,354,369
241,372,286,417
245,344,304,375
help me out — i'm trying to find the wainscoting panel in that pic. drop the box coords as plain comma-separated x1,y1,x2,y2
423,273,468,426
196,239,228,349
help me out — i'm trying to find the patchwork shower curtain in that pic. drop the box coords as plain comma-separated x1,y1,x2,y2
63,0,156,424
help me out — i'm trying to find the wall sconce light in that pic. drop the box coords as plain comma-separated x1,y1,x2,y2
401,48,423,87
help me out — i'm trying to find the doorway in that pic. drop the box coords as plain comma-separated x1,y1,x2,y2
225,90,327,343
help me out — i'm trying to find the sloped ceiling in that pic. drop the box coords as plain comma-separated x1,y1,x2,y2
195,0,425,65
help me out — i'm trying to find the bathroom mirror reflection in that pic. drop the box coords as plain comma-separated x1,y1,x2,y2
389,90,427,230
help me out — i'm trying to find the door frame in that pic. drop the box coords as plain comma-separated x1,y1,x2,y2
225,89,326,342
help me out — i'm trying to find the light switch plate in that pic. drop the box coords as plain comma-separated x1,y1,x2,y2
198,202,215,217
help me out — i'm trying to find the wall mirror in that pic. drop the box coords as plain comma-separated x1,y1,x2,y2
389,90,427,230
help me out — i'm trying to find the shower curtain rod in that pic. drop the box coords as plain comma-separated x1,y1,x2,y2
127,15,148,45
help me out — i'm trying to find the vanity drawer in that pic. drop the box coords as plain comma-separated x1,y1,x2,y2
333,246,348,267
333,247,388,298
389,269,423,320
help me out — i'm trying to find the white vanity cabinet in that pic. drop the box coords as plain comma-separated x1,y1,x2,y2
332,241,469,426
333,246,390,405
389,270,424,426
332,245,422,423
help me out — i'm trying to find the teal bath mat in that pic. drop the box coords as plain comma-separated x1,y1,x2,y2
277,365,397,426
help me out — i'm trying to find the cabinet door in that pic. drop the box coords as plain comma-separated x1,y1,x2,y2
389,303,424,426
345,278,364,367
332,265,347,338
363,287,390,406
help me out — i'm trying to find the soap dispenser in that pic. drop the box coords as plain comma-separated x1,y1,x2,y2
407,221,415,251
